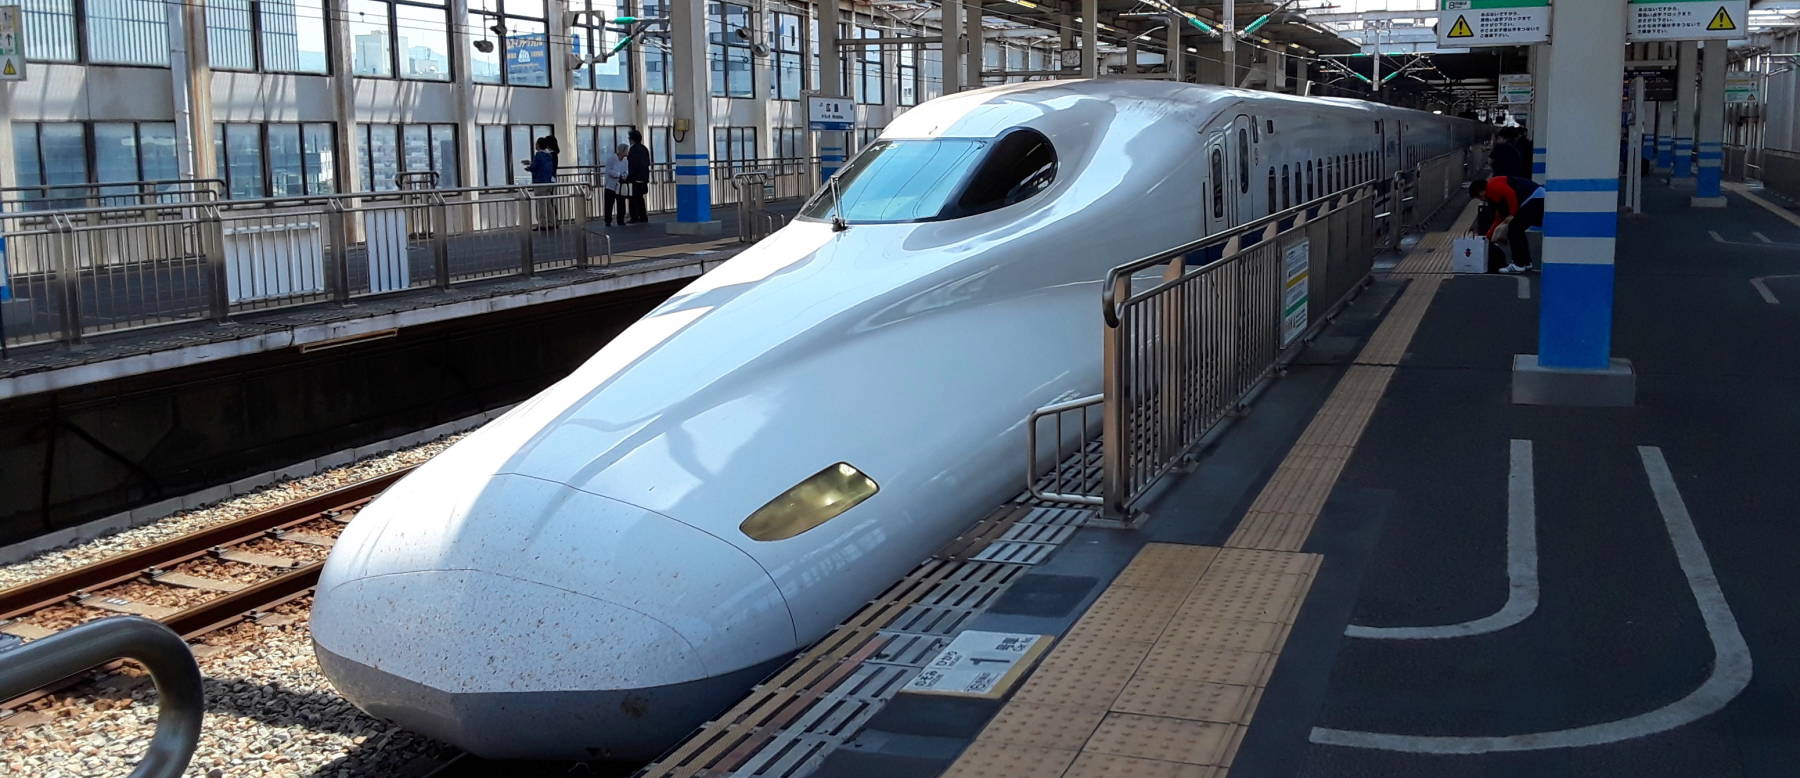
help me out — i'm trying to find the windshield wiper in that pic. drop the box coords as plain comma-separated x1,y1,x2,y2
828,174,849,232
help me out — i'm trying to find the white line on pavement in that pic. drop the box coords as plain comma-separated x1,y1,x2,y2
1750,276,1791,305
1310,446,1752,754
1754,231,1773,244
1517,276,1531,300
1345,440,1537,640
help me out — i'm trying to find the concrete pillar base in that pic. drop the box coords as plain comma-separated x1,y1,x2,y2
1652,166,1672,175
1670,177,1696,190
667,220,723,236
1511,355,1636,407
1690,196,1727,208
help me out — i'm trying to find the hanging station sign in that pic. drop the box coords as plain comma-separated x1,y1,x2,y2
1627,0,1748,42
1437,0,1551,48
0,5,25,81
1498,74,1534,105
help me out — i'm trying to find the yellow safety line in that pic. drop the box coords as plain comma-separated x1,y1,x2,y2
947,202,1477,777
1723,181,1800,230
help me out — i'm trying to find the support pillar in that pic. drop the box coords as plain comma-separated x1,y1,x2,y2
1264,50,1286,92
1673,41,1698,182
1080,0,1097,79
450,0,479,186
965,4,982,88
818,0,846,182
1165,16,1183,82
941,0,962,93
668,0,720,234
1655,100,1675,173
1693,40,1728,207
171,1,214,182
1529,44,1548,181
1222,0,1236,87
1513,0,1634,407
549,0,576,153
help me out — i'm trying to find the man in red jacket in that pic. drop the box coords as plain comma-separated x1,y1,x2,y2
1470,175,1545,274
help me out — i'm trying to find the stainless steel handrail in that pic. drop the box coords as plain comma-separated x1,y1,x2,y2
0,617,204,778
1026,393,1105,505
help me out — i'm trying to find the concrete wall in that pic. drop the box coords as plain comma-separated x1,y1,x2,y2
0,282,682,546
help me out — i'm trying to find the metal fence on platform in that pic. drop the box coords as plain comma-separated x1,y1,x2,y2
1025,149,1475,519
1,179,225,214
554,156,822,219
0,184,598,349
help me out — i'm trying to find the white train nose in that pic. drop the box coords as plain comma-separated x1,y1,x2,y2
311,473,798,759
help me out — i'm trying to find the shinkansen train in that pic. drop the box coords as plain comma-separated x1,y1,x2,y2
311,78,1488,761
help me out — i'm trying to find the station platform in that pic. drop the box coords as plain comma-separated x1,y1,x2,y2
633,181,1799,777
0,204,797,400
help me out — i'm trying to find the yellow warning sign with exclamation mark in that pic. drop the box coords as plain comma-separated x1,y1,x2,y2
1,61,15,77
1447,15,1475,39
1707,7,1736,31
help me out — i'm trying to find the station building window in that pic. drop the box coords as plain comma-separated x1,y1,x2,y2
213,122,337,198
708,1,754,98
206,0,331,74
347,0,450,80
921,46,943,101
478,123,555,186
10,121,182,208
774,127,805,172
469,0,549,87
18,0,167,65
650,127,672,166
1004,44,1026,84
769,10,802,101
856,26,883,105
642,0,670,93
571,0,632,91
898,45,919,107
357,123,457,190
576,125,633,168
713,127,758,175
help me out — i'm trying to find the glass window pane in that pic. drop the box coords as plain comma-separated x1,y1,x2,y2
504,22,549,86
138,123,180,184
92,123,141,196
12,125,43,194
262,0,330,73
366,123,400,190
577,126,597,167
38,123,88,190
430,125,459,188
207,0,256,71
266,123,305,197
509,125,533,184
481,125,507,186
396,4,451,80
303,123,336,194
225,124,265,198
801,139,988,223
20,0,79,62
87,0,169,65
402,124,431,174
349,0,392,77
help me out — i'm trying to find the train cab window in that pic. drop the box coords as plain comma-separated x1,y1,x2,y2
1211,148,1225,219
798,128,1056,224
1237,129,1251,194
1281,165,1291,209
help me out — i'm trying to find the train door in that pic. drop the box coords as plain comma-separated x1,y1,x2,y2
1206,132,1234,234
1232,114,1256,223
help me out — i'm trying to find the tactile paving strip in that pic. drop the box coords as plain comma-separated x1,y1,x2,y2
637,454,1101,778
946,544,1319,777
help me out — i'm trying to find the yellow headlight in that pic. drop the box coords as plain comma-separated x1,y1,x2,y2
740,462,879,541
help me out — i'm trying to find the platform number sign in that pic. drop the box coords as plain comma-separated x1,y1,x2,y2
0,5,25,81
1628,0,1748,42
1438,0,1551,48
1281,239,1310,346
807,96,854,133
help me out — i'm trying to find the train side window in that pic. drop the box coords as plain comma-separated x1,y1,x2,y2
1281,164,1291,209
1237,129,1251,194
1211,147,1224,219
1306,160,1315,200
1266,168,1276,213
1267,119,1276,135
951,128,1058,217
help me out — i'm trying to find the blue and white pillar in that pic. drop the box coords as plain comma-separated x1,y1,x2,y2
666,0,720,235
817,0,848,184
1693,40,1728,207
1513,0,1634,406
1655,101,1675,173
1673,41,1698,182
1529,45,1548,181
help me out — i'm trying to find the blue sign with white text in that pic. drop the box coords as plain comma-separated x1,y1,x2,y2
507,34,550,86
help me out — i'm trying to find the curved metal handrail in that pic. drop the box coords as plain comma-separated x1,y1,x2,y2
0,617,204,778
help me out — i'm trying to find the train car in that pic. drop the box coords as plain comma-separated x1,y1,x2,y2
311,78,1487,761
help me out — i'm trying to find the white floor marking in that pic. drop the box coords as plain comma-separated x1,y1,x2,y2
1345,440,1537,640
1751,277,1780,305
1726,181,1800,230
1709,230,1727,245
1754,231,1773,244
1311,446,1752,754
1516,276,1531,300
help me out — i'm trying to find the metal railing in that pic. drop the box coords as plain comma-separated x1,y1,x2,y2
1,183,599,349
0,616,203,778
1758,148,1800,200
1,179,226,214
1026,184,1382,517
556,157,823,219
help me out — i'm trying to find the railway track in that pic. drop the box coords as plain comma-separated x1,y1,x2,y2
0,466,413,713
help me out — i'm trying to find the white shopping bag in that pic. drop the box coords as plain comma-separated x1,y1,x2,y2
1451,236,1489,274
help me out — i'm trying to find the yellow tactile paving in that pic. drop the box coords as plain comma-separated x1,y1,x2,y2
948,205,1458,775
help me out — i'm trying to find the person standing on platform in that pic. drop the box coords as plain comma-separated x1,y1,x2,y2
626,129,652,224
523,136,560,230
1490,126,1530,178
603,143,631,227
1470,175,1545,275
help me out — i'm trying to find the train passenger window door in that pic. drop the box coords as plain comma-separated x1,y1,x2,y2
1209,142,1226,229
1233,114,1256,217
1305,160,1314,201
1266,168,1276,214
1282,164,1291,209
